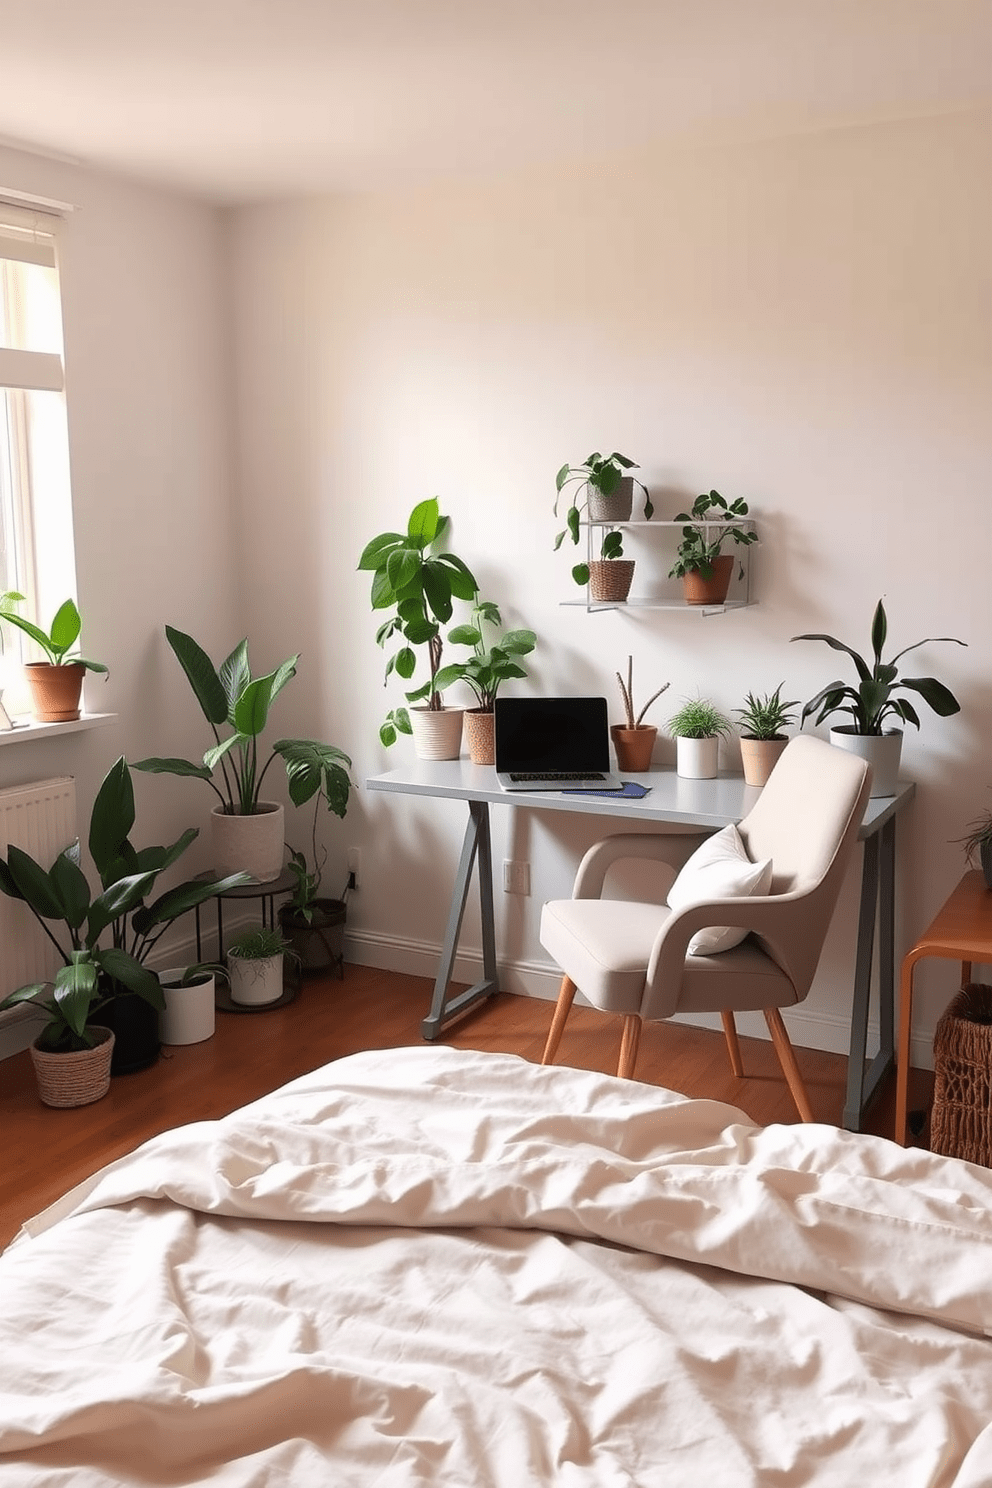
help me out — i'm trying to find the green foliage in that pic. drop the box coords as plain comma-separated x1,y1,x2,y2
0,592,108,673
792,599,966,736
0,756,248,1052
446,599,537,711
133,627,352,817
955,808,992,866
668,491,757,580
553,451,653,550
615,655,670,729
667,697,732,740
359,498,479,741
227,924,292,960
734,684,801,740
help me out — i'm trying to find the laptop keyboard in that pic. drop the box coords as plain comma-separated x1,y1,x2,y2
509,771,607,782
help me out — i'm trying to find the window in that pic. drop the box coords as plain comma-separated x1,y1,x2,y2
0,197,77,708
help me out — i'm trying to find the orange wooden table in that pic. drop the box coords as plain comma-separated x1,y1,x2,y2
895,869,992,1143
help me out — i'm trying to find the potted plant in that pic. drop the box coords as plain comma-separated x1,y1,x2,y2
954,808,992,891
554,452,653,605
734,684,801,787
227,924,296,1007
791,599,966,797
0,756,248,1090
667,697,731,780
157,962,229,1046
359,497,479,760
446,598,537,765
611,656,670,772
133,627,351,881
0,593,108,722
277,795,348,977
668,491,757,606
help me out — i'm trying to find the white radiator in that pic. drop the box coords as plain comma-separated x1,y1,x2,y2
0,776,77,1007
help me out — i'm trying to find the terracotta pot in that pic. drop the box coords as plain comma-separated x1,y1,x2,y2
409,705,464,761
464,708,495,765
23,661,85,722
610,723,657,772
739,736,789,788
211,801,285,883
30,1026,114,1108
681,555,734,606
587,477,634,523
589,560,635,603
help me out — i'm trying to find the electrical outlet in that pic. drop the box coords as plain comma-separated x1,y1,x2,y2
347,846,361,890
502,859,530,896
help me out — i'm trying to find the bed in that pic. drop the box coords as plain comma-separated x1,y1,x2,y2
3,1044,992,1486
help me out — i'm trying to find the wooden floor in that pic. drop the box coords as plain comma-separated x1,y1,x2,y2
0,963,935,1250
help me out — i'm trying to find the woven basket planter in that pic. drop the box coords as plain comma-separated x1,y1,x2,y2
589,560,634,604
30,1026,115,1109
464,708,495,765
930,984,992,1166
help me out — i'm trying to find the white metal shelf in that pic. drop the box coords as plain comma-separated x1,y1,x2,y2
562,517,757,614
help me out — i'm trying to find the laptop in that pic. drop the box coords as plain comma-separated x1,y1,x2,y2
495,696,623,792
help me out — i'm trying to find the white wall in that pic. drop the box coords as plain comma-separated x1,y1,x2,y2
231,109,992,1066
0,144,241,1035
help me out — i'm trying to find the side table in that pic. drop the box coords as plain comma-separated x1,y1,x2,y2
895,869,992,1143
193,868,300,1011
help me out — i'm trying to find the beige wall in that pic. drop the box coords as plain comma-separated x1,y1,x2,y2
231,108,992,1063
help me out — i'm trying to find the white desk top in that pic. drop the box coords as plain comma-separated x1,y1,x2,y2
366,759,914,839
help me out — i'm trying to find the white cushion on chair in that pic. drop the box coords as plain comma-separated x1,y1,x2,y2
666,823,773,955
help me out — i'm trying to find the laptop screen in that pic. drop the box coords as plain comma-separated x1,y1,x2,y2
494,697,611,774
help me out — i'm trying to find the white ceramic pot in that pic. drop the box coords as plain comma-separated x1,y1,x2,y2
211,801,285,883
158,969,216,1045
829,727,902,799
228,951,284,1006
676,735,719,779
409,706,464,761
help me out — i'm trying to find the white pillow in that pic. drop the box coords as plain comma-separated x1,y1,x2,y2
666,823,773,955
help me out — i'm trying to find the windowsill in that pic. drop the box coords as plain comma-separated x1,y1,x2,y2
0,711,116,746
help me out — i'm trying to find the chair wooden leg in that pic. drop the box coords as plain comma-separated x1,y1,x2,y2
542,975,577,1066
764,1007,815,1123
617,1015,642,1080
721,1010,744,1078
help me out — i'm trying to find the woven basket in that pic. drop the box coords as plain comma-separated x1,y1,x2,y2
30,1026,115,1109
464,708,495,765
930,984,992,1166
589,560,634,603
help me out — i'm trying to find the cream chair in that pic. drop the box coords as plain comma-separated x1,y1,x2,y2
539,734,872,1120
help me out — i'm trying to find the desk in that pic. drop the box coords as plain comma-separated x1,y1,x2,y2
367,760,914,1131
895,869,992,1144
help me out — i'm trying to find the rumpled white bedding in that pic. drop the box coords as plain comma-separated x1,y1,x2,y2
4,1046,992,1486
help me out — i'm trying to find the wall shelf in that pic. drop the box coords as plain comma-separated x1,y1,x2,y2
561,518,757,614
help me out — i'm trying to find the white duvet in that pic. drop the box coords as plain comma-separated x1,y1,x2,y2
4,1046,992,1486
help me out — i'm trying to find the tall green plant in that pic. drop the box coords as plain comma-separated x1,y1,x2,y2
359,498,479,745
792,600,965,736
0,757,248,1052
133,628,351,817
446,599,536,711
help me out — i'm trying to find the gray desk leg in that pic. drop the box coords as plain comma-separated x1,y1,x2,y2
842,818,897,1131
421,799,500,1040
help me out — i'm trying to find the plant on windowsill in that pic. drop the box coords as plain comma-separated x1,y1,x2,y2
610,655,670,772
667,696,731,780
791,598,966,797
0,756,248,1100
133,627,352,883
358,497,479,760
668,491,757,606
734,684,801,787
0,593,108,722
554,452,653,604
446,598,537,764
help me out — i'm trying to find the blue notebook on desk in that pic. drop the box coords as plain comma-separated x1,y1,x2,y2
562,781,651,799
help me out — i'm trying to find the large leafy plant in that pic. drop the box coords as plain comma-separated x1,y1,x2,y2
792,599,965,736
133,628,351,818
0,592,107,672
358,498,479,746
0,757,248,1052
446,599,536,711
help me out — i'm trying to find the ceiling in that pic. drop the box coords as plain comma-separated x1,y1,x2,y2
0,0,990,204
